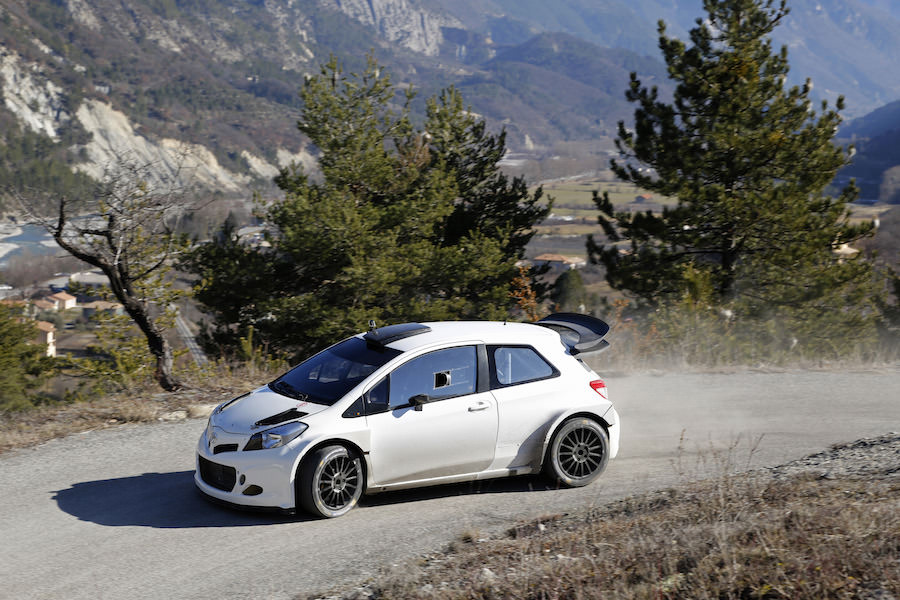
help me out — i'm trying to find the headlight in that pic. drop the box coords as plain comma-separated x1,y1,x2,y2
244,421,308,451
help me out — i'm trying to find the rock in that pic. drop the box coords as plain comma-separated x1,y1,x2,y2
158,410,188,422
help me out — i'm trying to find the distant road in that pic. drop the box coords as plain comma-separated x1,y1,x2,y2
1,370,897,599
174,309,208,366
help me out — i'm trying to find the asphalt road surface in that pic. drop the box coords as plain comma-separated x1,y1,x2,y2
1,370,898,599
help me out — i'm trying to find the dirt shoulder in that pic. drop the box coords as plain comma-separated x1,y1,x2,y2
321,433,900,600
0,388,222,455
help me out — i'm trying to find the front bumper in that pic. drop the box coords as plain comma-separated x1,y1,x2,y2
194,429,306,510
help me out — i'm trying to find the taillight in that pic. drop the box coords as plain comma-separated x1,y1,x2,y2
590,379,607,399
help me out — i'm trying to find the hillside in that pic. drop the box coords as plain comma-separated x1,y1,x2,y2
453,33,671,147
432,0,900,119
0,0,671,200
1,0,899,202
839,100,900,203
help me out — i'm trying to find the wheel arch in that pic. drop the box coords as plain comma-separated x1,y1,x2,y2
540,410,611,467
291,437,368,508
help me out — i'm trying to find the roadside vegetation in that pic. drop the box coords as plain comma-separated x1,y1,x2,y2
0,356,285,453
333,437,899,600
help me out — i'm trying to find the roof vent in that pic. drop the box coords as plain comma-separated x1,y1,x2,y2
364,322,431,347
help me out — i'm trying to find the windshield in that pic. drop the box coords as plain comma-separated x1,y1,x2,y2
271,337,402,405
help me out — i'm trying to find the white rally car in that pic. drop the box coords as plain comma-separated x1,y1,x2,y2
196,313,619,518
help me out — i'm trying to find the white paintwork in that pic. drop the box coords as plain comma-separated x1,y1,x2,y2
368,391,498,485
195,319,620,513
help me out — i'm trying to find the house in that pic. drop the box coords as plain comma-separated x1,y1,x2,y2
81,300,124,318
532,253,587,272
45,275,72,293
237,226,271,248
47,291,77,311
634,194,653,203
69,270,109,291
31,298,56,312
0,299,27,315
34,320,56,357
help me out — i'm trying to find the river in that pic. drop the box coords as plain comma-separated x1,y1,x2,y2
0,223,59,268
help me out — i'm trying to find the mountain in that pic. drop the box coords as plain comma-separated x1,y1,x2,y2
1,0,899,202
839,100,900,203
432,0,900,119
0,0,671,200
453,33,671,147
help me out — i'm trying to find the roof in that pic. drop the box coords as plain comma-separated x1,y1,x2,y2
376,320,560,353
533,253,584,265
35,321,56,333
533,253,572,263
48,291,76,301
70,271,109,286
32,299,56,310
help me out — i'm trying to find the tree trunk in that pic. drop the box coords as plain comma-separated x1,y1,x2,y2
133,308,180,391
113,279,182,392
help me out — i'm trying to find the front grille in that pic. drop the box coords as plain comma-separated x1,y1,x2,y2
213,444,238,455
199,456,236,492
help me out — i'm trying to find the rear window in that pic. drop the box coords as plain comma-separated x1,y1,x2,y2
271,337,401,405
489,345,558,387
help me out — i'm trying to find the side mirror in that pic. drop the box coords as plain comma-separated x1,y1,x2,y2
409,394,430,411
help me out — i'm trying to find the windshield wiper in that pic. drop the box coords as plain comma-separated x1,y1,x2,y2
269,380,307,401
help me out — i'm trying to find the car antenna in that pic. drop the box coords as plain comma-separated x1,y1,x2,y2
368,319,377,332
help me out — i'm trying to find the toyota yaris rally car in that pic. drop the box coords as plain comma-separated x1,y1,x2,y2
196,313,619,518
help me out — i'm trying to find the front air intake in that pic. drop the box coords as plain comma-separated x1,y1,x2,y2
198,456,236,492
213,444,238,454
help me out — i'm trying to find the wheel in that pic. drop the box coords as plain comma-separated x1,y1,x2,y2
297,445,364,518
543,417,609,487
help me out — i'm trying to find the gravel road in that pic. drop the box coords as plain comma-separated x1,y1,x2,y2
1,370,897,599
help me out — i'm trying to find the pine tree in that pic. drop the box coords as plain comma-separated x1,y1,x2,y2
426,87,549,260
186,56,548,359
588,0,879,351
0,306,54,410
551,269,588,312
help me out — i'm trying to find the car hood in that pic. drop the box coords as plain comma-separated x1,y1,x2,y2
213,386,330,434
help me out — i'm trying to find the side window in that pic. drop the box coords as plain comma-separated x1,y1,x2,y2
490,346,556,387
388,346,477,408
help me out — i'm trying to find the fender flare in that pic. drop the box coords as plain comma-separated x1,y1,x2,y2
539,410,611,467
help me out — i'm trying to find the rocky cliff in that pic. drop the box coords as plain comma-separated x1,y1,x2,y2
329,0,460,56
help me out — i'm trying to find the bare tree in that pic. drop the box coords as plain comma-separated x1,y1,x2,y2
19,156,193,391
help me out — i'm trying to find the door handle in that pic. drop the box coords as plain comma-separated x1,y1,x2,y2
468,402,489,412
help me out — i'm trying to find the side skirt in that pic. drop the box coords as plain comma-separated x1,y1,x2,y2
365,466,537,495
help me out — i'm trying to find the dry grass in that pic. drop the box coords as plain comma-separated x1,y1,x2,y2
343,470,900,600
0,361,283,454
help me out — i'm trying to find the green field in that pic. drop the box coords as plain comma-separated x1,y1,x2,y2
529,175,890,258
531,177,669,252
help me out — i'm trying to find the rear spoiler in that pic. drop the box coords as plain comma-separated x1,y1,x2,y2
536,312,610,355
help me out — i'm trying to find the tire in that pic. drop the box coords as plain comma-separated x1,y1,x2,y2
297,445,364,518
543,417,609,487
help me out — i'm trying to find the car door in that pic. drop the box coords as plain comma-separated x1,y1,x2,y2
366,345,498,485
486,345,563,470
